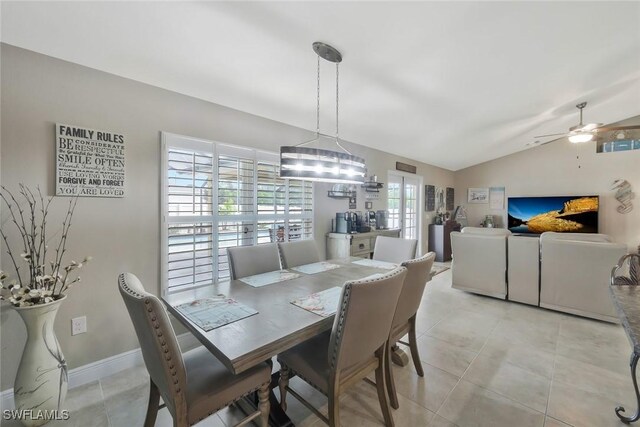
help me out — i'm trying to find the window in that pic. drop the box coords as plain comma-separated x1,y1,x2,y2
162,133,313,294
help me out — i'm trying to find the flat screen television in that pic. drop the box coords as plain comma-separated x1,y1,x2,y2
507,195,599,234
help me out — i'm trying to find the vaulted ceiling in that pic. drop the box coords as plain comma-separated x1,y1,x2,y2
2,1,639,170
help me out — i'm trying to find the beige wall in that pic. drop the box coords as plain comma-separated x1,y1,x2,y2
454,118,640,250
0,44,454,391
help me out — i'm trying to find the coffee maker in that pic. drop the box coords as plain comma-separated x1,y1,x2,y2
335,212,357,234
354,211,371,233
365,210,377,230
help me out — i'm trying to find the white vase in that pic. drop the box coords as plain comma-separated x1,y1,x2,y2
12,296,68,427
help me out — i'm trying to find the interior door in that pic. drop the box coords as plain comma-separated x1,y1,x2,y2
403,176,419,240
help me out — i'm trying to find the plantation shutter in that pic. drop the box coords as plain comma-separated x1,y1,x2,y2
162,133,314,294
165,144,215,292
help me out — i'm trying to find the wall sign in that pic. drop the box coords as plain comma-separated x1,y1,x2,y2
446,187,455,211
425,185,435,211
56,123,125,197
395,161,417,174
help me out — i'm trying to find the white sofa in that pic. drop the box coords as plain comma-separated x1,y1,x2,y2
539,232,627,322
451,227,511,299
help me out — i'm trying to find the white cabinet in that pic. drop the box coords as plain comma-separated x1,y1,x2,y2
326,229,401,259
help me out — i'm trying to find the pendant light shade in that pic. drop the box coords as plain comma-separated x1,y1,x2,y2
280,42,366,184
280,146,366,184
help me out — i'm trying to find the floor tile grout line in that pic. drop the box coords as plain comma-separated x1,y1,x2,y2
97,379,112,427
433,315,499,420
458,354,553,415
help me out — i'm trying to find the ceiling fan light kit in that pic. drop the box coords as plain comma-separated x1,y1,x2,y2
568,130,595,144
280,42,366,184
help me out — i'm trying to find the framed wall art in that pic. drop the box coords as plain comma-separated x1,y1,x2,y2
468,187,489,204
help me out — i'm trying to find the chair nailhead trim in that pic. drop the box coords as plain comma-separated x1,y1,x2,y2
118,274,185,409
330,267,406,370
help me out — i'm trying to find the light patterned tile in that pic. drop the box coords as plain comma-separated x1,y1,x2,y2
547,381,631,427
480,335,555,380
552,354,635,404
389,361,459,413
437,380,545,427
426,310,500,352
490,314,560,354
544,417,572,427
463,352,550,413
337,381,438,427
416,335,479,377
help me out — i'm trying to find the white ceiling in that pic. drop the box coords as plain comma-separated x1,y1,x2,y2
2,1,639,170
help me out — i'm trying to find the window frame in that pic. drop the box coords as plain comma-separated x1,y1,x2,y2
161,132,313,296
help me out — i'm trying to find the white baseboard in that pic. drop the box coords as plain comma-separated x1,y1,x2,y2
0,332,200,411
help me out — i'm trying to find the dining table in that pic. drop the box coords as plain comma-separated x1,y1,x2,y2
163,256,402,427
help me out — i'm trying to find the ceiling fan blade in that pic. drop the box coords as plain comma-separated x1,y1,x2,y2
533,132,568,138
596,125,640,132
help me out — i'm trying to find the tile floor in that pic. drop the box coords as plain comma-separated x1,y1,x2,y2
3,268,636,427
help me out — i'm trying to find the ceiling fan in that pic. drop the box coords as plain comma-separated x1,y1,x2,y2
533,101,640,144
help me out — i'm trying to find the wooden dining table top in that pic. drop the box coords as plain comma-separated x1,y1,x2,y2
163,257,398,375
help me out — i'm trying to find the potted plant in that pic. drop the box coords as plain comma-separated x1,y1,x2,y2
0,185,90,427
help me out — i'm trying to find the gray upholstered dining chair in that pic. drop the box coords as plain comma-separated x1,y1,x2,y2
277,240,320,269
385,252,435,409
118,273,271,427
277,267,408,427
227,243,281,280
373,236,418,264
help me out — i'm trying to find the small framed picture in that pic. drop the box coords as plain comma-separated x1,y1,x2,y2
468,188,489,204
349,196,357,209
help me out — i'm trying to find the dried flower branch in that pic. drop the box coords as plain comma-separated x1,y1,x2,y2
0,186,90,307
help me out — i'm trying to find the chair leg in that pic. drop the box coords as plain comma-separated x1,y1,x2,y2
144,380,161,427
257,382,271,427
375,348,395,427
409,317,424,377
328,387,341,427
278,365,290,411
384,341,399,410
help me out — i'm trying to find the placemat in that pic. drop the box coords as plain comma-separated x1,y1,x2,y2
291,261,342,275
175,295,258,332
291,287,342,317
239,270,301,287
351,259,398,270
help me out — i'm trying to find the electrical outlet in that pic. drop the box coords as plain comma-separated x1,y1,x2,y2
71,316,87,336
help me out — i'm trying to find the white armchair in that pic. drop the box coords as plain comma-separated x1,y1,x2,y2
451,227,511,299
539,232,627,322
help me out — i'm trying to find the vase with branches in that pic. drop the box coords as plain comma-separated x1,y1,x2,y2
0,185,90,307
0,184,92,426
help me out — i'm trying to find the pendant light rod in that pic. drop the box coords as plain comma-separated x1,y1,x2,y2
293,42,351,155
279,41,365,185
316,55,320,135
577,101,587,126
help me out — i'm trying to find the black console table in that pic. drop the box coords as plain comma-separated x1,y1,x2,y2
610,284,640,423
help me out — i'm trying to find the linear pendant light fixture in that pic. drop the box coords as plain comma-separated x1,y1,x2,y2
280,42,366,184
